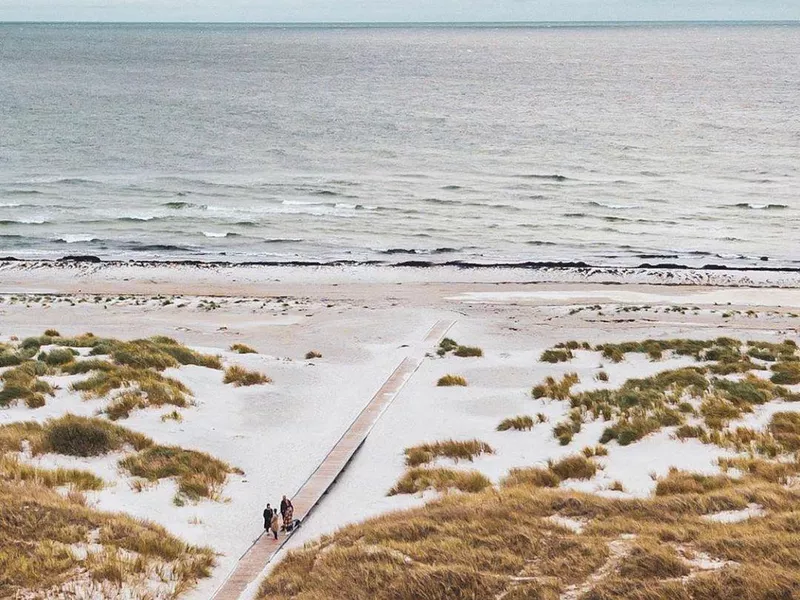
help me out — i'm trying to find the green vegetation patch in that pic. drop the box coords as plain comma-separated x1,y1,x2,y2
119,445,243,502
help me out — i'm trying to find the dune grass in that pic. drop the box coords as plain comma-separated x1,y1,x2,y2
437,374,467,387
501,466,560,488
259,464,800,600
532,372,579,401
223,365,272,386
0,414,153,457
548,454,598,480
231,343,258,354
119,445,244,502
497,415,534,431
388,467,491,496
305,350,323,359
540,348,574,363
437,338,483,358
404,439,494,467
71,364,192,419
0,361,54,408
0,476,213,598
0,454,104,491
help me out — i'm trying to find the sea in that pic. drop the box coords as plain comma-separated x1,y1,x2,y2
0,22,798,268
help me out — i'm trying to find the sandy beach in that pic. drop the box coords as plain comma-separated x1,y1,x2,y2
1,260,799,598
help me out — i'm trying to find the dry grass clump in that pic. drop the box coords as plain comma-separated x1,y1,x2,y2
71,365,192,419
0,454,103,491
223,365,272,386
497,415,534,431
540,348,573,363
559,348,797,449
768,411,800,451
105,337,222,371
437,338,483,358
388,467,491,496
404,439,494,467
0,361,54,408
453,345,483,358
43,328,61,337
532,372,579,400
0,414,153,457
654,467,734,496
119,445,243,502
616,540,690,579
305,350,323,359
37,347,78,366
259,465,800,600
501,466,560,488
548,454,597,480
437,374,467,387
0,476,214,597
770,361,800,385
231,343,258,354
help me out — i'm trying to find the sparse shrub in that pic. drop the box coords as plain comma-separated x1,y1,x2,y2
675,424,705,440
38,347,77,366
404,439,493,467
532,373,579,401
548,455,597,480
596,370,609,382
502,466,560,488
609,480,625,492
497,415,534,431
161,410,183,423
223,365,271,386
454,345,483,358
771,361,800,385
655,467,733,495
43,329,61,337
437,374,467,387
0,362,54,408
388,467,491,495
305,350,323,359
617,541,690,580
769,412,800,451
540,349,573,363
231,343,258,354
119,445,243,501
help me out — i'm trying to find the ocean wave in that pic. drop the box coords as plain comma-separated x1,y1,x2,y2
202,231,240,238
516,174,571,182
441,185,462,190
587,201,642,210
55,234,100,244
526,240,558,246
163,201,207,209
381,247,461,255
0,203,22,208
0,218,48,225
3,190,42,196
126,243,195,252
727,203,788,210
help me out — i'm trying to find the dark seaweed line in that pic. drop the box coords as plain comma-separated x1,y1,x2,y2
1,255,800,274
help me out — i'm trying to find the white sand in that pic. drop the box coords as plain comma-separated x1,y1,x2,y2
1,263,799,599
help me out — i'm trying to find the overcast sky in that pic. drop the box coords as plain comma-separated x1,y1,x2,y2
1,0,798,23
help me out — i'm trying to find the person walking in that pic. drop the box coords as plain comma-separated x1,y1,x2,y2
270,508,280,540
263,503,272,531
280,496,291,519
283,502,295,532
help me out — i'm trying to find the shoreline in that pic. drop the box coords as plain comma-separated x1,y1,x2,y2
2,259,800,294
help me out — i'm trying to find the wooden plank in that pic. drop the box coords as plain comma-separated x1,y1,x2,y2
210,319,454,600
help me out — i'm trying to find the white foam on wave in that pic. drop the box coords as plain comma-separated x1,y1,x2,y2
59,234,98,243
202,231,229,238
0,203,22,208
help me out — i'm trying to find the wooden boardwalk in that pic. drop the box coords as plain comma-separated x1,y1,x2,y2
210,319,454,600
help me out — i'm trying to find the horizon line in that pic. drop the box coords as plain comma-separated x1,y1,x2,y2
2,19,799,25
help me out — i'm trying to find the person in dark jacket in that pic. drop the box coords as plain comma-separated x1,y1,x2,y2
263,503,272,531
